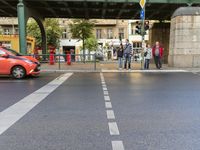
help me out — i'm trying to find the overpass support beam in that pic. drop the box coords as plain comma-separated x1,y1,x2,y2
169,7,200,67
17,0,27,54
17,0,47,54
28,12,47,55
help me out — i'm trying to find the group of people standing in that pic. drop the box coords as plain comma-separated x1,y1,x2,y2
117,39,164,70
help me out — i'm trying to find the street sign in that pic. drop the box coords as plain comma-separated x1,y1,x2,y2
140,0,146,9
140,9,144,19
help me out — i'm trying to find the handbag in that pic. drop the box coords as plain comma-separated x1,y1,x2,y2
144,51,148,57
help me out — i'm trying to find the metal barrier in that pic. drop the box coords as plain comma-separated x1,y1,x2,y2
26,54,98,71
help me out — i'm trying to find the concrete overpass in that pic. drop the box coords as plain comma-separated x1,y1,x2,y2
1,0,200,54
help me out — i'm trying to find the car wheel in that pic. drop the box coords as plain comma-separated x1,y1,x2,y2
11,66,26,79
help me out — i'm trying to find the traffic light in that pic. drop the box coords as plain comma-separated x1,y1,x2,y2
135,21,141,35
144,21,149,32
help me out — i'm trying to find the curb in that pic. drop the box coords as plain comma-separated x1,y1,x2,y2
41,69,188,73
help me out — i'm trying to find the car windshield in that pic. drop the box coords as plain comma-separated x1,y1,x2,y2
4,48,22,56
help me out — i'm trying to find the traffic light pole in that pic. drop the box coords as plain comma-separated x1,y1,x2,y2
141,6,145,70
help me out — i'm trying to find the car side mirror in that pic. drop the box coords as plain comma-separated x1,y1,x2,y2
1,53,8,58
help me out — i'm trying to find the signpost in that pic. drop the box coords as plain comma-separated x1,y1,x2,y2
140,0,146,9
139,0,146,69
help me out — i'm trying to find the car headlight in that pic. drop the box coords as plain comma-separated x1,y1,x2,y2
24,59,34,64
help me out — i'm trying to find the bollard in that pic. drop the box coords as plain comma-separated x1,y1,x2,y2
49,53,55,65
66,53,71,65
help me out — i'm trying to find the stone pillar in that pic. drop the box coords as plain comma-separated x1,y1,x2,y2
169,7,200,67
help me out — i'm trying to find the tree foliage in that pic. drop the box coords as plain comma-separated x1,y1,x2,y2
69,19,95,61
85,36,98,52
27,18,62,48
69,19,95,41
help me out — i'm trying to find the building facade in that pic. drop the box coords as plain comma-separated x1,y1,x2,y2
0,17,18,35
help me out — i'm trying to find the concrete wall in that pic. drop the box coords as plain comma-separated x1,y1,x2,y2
149,23,170,64
169,15,200,67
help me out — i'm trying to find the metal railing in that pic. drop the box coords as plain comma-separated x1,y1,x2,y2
26,54,98,70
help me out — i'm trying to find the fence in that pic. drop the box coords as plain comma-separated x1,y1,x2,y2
28,54,99,71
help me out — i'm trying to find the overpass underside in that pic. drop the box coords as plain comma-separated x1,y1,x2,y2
1,0,200,54
1,0,200,20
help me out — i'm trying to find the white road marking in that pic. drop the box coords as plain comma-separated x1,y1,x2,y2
101,81,105,84
0,73,73,135
103,87,108,91
104,95,110,101
105,102,112,108
104,91,109,95
102,84,107,88
108,122,120,135
112,141,125,150
107,110,115,119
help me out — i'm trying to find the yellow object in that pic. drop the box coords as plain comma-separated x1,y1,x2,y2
0,35,35,54
140,0,146,8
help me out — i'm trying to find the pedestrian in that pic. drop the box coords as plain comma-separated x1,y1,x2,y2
152,41,163,69
117,44,123,70
144,43,152,70
124,39,133,70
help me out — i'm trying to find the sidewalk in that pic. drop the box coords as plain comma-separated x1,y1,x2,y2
40,61,199,73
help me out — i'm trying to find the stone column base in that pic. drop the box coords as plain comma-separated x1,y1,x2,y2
168,55,200,67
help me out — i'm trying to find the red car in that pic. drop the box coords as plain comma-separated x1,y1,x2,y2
0,47,40,79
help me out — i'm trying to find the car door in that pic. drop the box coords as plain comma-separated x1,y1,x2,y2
0,50,9,74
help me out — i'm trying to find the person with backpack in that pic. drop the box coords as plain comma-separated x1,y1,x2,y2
144,43,152,70
124,39,133,70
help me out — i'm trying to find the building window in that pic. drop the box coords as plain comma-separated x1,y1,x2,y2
119,28,124,39
62,29,68,39
4,28,10,35
107,28,113,39
15,28,19,34
96,29,102,39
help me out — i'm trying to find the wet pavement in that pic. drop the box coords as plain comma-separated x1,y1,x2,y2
1,71,200,150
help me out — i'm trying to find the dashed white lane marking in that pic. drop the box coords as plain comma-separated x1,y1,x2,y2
103,87,108,91
112,141,125,150
104,95,110,101
0,73,73,135
107,110,115,119
102,84,107,87
105,102,112,109
100,73,125,149
108,122,120,135
104,91,109,95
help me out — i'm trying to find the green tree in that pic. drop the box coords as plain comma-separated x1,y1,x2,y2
69,19,95,62
85,36,98,52
27,18,62,49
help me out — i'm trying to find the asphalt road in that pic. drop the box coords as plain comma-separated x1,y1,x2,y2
1,72,200,150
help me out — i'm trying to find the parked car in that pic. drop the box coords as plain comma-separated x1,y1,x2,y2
95,51,104,61
0,47,40,79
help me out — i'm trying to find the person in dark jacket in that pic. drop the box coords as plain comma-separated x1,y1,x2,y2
152,41,164,69
117,44,124,69
124,39,133,70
